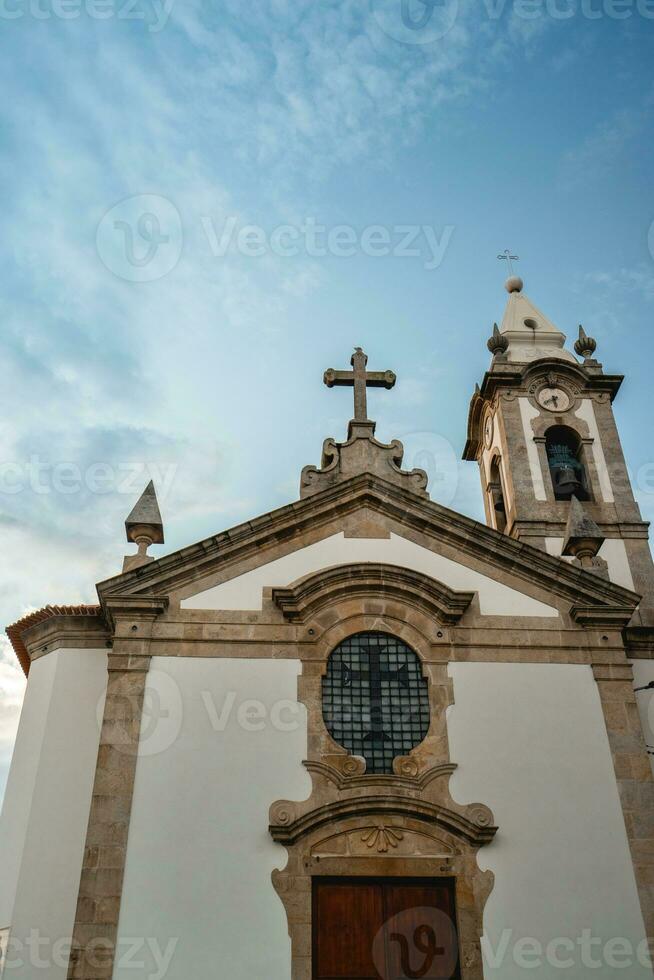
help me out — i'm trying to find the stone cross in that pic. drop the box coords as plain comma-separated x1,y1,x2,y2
323,347,396,422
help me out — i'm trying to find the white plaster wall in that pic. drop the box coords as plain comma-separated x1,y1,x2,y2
182,532,558,618
518,398,547,501
0,649,107,979
545,536,636,591
576,399,615,503
0,653,57,931
631,660,654,777
113,657,310,980
448,663,650,979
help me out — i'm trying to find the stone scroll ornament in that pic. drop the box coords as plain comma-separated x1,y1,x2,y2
300,347,429,498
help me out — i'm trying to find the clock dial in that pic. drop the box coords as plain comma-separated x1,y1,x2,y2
484,414,494,448
538,387,571,413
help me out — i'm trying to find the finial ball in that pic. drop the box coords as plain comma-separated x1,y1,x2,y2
505,276,523,293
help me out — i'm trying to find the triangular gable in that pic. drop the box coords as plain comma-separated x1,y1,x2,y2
96,474,640,626
181,531,557,617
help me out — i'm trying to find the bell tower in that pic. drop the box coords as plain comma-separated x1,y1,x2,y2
463,273,654,624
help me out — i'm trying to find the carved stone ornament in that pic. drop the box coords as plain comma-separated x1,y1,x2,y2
270,757,497,980
300,424,429,499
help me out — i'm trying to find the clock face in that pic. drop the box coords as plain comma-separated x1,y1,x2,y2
538,386,571,413
484,414,494,448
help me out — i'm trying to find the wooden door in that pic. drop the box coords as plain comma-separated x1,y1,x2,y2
312,877,460,980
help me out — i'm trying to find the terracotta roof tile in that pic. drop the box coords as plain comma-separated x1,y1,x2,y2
6,605,103,677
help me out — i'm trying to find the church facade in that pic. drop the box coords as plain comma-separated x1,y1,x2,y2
1,278,654,979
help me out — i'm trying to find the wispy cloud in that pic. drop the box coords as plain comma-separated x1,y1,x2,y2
558,91,654,191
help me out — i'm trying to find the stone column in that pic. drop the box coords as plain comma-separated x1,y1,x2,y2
67,597,167,980
593,662,654,942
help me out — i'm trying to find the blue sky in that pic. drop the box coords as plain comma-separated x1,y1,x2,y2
1,0,653,801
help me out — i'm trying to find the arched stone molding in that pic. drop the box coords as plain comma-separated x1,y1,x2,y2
272,562,474,626
269,762,497,980
528,408,600,505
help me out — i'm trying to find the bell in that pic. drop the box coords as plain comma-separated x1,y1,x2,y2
552,464,584,500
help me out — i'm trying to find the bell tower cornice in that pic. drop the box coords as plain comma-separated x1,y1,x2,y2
464,360,624,461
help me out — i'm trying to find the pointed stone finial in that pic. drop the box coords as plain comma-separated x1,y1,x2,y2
123,481,164,572
574,324,597,360
487,323,509,357
562,496,607,577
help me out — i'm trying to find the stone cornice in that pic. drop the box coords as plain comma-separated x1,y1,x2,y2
510,519,651,540
304,760,458,791
269,794,497,848
464,358,624,460
102,595,169,630
6,605,107,677
95,473,641,627
272,563,475,625
571,604,637,629
623,626,654,658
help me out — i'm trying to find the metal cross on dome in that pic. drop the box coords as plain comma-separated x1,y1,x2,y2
323,347,396,422
497,249,519,277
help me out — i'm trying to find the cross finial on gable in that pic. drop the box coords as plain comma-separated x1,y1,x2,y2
323,347,396,425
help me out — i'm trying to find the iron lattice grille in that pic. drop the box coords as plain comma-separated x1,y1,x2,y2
322,631,430,774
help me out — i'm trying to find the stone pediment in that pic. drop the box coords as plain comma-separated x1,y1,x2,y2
94,473,641,629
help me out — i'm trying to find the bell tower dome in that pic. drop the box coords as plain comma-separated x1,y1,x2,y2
463,276,654,624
